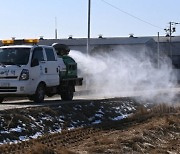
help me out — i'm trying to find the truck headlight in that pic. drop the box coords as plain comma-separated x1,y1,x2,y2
19,69,29,80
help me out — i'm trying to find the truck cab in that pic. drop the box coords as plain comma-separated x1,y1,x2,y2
0,39,60,103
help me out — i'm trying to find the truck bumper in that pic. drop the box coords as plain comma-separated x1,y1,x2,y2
0,80,36,96
61,77,83,86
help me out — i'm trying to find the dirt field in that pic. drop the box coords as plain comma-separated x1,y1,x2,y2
0,97,179,154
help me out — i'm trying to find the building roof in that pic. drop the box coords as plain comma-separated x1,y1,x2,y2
1,36,180,47
39,37,155,46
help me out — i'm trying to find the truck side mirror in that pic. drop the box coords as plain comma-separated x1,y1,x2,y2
31,58,39,67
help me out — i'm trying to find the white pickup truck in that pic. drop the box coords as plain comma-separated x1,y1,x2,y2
0,39,83,103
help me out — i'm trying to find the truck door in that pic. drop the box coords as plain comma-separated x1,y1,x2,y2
44,47,59,86
31,47,46,85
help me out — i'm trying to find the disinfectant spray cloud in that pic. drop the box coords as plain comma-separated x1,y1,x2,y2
70,48,178,103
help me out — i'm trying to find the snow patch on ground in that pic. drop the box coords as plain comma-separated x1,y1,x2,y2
0,98,141,145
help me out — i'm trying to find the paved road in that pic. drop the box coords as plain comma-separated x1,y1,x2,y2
0,94,110,111
0,96,93,111
0,87,179,111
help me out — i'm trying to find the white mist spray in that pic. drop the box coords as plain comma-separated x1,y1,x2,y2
70,48,177,103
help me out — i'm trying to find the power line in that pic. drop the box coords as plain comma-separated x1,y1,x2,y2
101,0,163,30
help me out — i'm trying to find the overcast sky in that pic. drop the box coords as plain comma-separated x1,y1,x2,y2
0,0,180,39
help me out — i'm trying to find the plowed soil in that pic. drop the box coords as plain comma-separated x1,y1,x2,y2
0,98,179,154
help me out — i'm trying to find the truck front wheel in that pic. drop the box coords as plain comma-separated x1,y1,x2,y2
61,86,74,101
30,83,46,103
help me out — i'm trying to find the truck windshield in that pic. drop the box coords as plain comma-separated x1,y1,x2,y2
0,48,30,65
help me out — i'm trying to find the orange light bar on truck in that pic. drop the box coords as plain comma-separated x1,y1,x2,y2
1,39,14,45
24,39,39,44
1,39,39,45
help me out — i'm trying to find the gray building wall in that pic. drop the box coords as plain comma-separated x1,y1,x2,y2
38,37,157,54
0,36,179,67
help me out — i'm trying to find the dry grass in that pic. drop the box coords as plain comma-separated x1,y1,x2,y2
130,103,180,120
27,146,75,154
26,143,54,154
25,143,77,154
150,103,180,114
56,147,77,154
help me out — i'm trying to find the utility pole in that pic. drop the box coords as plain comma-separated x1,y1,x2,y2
87,0,91,55
157,32,160,68
164,22,180,59
169,22,173,60
55,17,58,39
